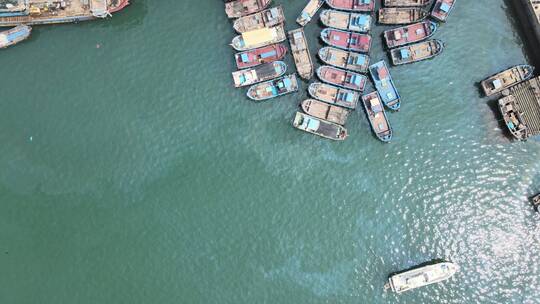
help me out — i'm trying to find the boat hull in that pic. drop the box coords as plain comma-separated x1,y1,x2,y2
233,5,285,33
293,112,348,140
247,74,298,101
225,0,272,18
301,99,350,125
325,0,375,12
320,10,372,33
481,65,535,97
383,0,431,7
378,8,428,25
296,0,325,26
232,61,287,87
387,262,459,293
321,28,372,53
383,21,437,48
0,25,31,48
235,43,287,69
389,39,444,65
288,28,314,80
318,47,369,73
317,65,367,92
231,25,286,51
369,60,401,111
308,82,360,109
361,92,392,142
431,0,456,23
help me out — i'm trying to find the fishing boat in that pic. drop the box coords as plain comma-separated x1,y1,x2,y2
301,99,350,125
0,25,31,48
378,8,428,25
389,39,444,65
481,65,535,97
233,6,285,33
0,0,129,26
318,47,370,73
531,193,540,210
321,28,372,53
231,25,286,51
369,60,400,111
296,0,325,26
232,61,287,87
431,0,456,23
308,82,360,109
383,21,437,48
317,66,367,92
235,43,287,69
385,262,459,294
292,112,348,141
320,10,372,33
383,0,431,7
498,95,528,140
288,28,314,80
225,0,272,18
325,0,375,12
247,74,298,101
361,92,392,142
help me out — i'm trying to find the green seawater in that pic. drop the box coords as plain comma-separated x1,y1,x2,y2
1,0,540,303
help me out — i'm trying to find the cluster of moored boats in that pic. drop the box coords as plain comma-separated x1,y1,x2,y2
225,0,457,142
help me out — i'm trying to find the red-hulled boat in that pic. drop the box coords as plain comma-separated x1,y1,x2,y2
234,43,287,69
317,66,367,92
109,0,130,13
225,0,273,18
383,20,437,48
325,0,375,12
321,28,372,53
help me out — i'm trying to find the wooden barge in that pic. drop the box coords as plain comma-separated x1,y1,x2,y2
317,65,367,92
318,47,370,73
293,112,348,141
320,10,372,33
308,82,360,109
361,92,392,142
301,99,350,125
378,8,428,25
0,0,129,26
321,28,372,53
233,6,285,33
288,28,314,80
383,21,437,48
481,65,534,97
389,39,444,65
225,0,272,19
247,74,298,101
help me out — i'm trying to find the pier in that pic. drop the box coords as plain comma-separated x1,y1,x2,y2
512,0,540,65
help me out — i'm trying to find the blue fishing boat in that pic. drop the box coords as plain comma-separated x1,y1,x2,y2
361,92,393,142
247,74,298,101
368,60,400,111
0,25,31,48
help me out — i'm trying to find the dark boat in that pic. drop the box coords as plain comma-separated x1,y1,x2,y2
232,61,287,87
0,25,31,48
321,28,372,53
361,92,393,142
318,47,370,73
325,0,375,12
301,99,350,125
320,10,372,33
317,66,367,92
235,43,287,69
247,74,298,101
369,60,400,111
481,65,534,97
378,8,428,25
293,112,348,141
389,39,444,65
233,5,285,33
384,0,431,7
225,0,272,18
308,82,360,109
431,0,456,23
383,20,437,48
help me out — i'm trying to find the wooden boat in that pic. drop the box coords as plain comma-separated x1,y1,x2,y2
247,74,298,101
389,39,444,65
301,99,350,125
308,82,360,109
225,0,272,18
498,95,528,140
369,60,400,111
235,43,287,69
0,0,129,26
0,25,31,48
378,8,428,25
385,262,459,293
320,10,372,33
325,0,375,12
288,28,314,80
293,112,348,141
318,47,370,73
481,65,535,97
383,0,431,7
383,21,437,48
317,66,367,92
231,25,286,51
232,61,287,87
321,28,372,53
297,0,325,26
361,92,393,142
431,0,456,23
233,6,285,33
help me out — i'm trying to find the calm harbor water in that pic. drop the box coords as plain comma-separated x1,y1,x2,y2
1,0,540,303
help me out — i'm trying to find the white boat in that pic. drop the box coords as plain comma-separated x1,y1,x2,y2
385,262,459,294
